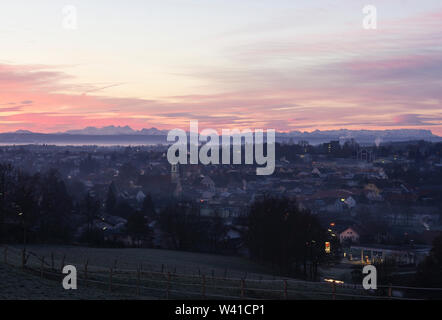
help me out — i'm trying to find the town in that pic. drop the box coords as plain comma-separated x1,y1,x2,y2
1,138,441,297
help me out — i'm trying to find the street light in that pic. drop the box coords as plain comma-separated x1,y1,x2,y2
16,206,26,251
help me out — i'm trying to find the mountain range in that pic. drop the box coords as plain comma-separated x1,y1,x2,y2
0,126,440,145
10,126,441,139
63,126,167,136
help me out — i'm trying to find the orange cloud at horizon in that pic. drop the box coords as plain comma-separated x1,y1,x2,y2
0,62,441,136
1,2,442,137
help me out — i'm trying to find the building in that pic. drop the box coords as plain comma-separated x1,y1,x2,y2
339,226,361,244
171,164,180,183
357,148,375,162
325,140,340,154
348,244,431,265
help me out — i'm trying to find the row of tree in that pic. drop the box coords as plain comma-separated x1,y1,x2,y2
0,164,73,243
1,162,332,276
247,196,331,278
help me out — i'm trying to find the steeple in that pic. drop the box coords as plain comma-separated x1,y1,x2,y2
171,163,180,184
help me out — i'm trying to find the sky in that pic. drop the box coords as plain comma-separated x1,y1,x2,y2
0,0,441,135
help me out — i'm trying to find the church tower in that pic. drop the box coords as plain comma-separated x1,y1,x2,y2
171,164,180,184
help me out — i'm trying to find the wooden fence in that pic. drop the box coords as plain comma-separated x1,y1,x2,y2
2,245,439,300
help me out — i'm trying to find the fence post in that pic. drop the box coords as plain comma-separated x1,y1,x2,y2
166,272,171,299
84,259,89,287
137,265,141,296
201,274,206,299
40,257,45,278
109,268,113,292
388,283,392,298
21,248,26,269
240,279,245,298
332,282,336,300
3,246,7,265
60,254,66,272
51,252,54,271
284,280,288,299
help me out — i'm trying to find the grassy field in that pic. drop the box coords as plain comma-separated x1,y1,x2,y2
0,262,147,300
0,245,378,300
14,244,274,279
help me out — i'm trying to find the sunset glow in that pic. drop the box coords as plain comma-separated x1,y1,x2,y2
1,1,441,134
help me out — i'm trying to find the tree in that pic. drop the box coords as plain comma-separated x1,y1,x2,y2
125,211,151,247
0,164,16,243
141,193,155,218
205,211,227,253
416,233,442,291
247,196,326,278
158,201,203,250
105,182,117,215
82,192,100,233
1,165,74,244
113,200,135,219
37,169,73,242
13,170,39,245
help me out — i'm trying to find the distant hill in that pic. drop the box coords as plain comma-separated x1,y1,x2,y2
0,126,440,145
64,125,167,136
276,129,441,144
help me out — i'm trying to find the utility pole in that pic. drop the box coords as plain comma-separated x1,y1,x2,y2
17,205,26,251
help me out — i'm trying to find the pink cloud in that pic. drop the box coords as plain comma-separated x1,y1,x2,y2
2,1,442,141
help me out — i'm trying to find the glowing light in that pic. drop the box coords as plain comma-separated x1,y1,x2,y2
324,278,344,284
325,241,331,253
